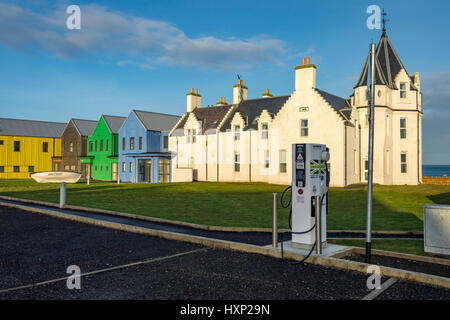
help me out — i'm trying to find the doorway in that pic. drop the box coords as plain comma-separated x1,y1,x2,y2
138,159,152,183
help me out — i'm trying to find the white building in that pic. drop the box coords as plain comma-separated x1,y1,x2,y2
169,31,422,186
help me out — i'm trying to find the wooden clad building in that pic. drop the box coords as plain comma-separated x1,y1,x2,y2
61,118,97,178
0,118,65,179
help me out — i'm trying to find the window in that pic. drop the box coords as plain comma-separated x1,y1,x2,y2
159,159,170,183
28,166,34,173
122,162,126,173
95,140,98,152
139,137,142,150
65,165,70,171
0,166,4,173
279,150,287,173
234,125,240,141
130,137,135,150
264,150,270,168
14,166,19,173
106,140,109,151
122,137,126,150
234,152,240,172
300,119,308,137
401,152,407,173
400,118,407,139
400,82,407,98
70,165,76,171
106,166,109,171
89,142,93,152
95,166,97,171
129,162,133,173
100,166,103,171
43,142,49,153
100,140,104,151
192,129,197,143
364,160,368,181
186,129,191,143
163,136,168,149
14,141,20,152
0,140,3,145
261,123,268,139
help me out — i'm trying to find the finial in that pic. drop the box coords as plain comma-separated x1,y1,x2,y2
382,8,389,34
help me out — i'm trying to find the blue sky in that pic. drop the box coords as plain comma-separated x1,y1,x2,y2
0,0,449,164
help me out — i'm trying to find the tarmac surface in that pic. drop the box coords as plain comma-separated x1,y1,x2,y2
0,205,449,300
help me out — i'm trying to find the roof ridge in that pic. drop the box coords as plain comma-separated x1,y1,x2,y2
132,109,180,117
0,117,66,125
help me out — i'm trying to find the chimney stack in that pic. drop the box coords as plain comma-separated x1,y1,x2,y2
217,96,228,106
233,79,248,104
295,57,316,91
187,88,201,112
262,88,273,98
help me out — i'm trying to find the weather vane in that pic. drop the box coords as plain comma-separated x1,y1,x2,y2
382,8,389,33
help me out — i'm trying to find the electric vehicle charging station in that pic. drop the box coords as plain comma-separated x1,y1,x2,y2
291,143,329,250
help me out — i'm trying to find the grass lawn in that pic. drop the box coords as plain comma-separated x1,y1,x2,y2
328,238,449,259
0,180,449,232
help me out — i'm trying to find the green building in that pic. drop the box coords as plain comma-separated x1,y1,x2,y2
80,115,126,181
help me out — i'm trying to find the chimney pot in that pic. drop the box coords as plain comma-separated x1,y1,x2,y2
195,89,198,94
302,58,305,65
191,88,194,93
306,57,310,64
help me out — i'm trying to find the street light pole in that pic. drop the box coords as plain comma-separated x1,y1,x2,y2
365,42,376,264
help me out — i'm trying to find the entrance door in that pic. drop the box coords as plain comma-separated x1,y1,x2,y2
138,159,152,183
112,163,118,181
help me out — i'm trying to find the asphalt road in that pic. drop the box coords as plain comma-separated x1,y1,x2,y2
0,205,449,300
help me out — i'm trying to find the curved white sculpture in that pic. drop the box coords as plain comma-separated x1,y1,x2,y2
31,171,81,184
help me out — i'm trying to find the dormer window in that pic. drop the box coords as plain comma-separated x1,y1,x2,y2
192,129,197,143
400,82,407,98
261,123,268,139
234,125,240,141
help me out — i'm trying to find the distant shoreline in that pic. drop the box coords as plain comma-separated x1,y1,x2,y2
423,165,450,177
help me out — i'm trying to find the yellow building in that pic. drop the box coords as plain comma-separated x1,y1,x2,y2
0,118,66,179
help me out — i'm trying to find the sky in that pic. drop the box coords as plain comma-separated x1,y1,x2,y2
0,0,449,165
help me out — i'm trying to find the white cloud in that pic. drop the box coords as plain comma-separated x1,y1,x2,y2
0,3,287,71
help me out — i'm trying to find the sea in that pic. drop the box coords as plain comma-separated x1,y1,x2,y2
423,165,450,177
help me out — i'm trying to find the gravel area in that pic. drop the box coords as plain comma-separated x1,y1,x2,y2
346,253,450,278
0,205,449,300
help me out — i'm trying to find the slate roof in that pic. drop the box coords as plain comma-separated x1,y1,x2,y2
0,118,66,138
355,31,416,90
221,95,291,131
314,89,351,120
173,105,233,135
133,110,180,132
71,118,97,137
102,115,126,134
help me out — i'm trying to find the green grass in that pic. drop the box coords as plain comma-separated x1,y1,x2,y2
328,238,449,259
0,180,449,232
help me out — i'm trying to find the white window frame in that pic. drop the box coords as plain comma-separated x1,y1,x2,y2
261,123,268,139
401,152,407,173
234,125,240,141
400,82,407,98
400,118,407,139
300,119,308,137
279,150,287,173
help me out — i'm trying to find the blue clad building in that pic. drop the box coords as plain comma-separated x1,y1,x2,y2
118,110,180,183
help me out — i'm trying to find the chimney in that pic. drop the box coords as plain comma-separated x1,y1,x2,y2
187,88,201,112
413,72,420,88
233,79,248,104
262,88,273,98
217,96,228,106
295,57,316,91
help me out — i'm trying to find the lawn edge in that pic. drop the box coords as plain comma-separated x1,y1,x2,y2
0,195,423,234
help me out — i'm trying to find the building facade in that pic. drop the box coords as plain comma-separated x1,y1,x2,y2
0,118,65,179
118,110,180,183
61,118,97,178
80,115,125,181
169,31,422,186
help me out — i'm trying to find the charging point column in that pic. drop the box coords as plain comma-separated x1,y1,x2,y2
291,143,329,250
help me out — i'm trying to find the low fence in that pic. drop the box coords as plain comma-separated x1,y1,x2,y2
422,176,450,185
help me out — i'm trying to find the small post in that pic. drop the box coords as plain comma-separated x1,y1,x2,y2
272,193,278,248
315,195,322,255
60,182,66,208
